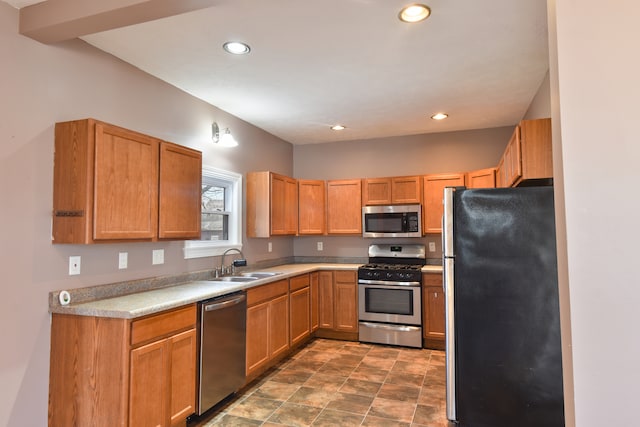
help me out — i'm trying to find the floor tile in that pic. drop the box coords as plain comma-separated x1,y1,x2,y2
385,370,426,388
266,402,322,426
311,409,364,426
377,382,421,402
303,373,348,392
252,381,300,401
286,386,335,408
359,356,396,370
338,378,383,397
368,396,417,423
206,414,263,426
317,361,357,376
325,392,374,415
349,365,389,383
226,396,282,421
412,403,448,426
270,369,313,385
361,414,411,427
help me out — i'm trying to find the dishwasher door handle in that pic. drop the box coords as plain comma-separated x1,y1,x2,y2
204,294,246,312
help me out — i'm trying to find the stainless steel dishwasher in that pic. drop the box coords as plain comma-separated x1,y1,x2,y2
196,291,246,415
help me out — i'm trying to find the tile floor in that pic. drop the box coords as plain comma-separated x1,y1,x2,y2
188,338,448,427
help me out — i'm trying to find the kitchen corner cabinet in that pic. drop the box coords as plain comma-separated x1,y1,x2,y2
362,176,422,206
467,167,497,189
48,304,197,427
326,179,362,234
246,171,298,237
423,173,466,234
422,273,445,350
52,119,201,244
245,280,290,379
498,118,553,187
289,274,311,346
298,179,326,235
317,270,358,338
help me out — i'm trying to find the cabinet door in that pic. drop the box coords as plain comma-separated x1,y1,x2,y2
271,173,298,235
504,127,522,187
362,178,392,205
467,167,496,189
130,339,167,427
246,302,270,375
318,271,334,329
391,176,422,204
327,179,362,234
310,272,320,332
423,173,465,234
290,287,311,346
269,294,290,359
519,118,553,182
158,142,202,240
298,179,325,235
424,286,446,341
94,122,159,240
333,271,358,332
168,329,197,426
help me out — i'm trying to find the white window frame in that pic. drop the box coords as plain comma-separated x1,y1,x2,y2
183,165,243,259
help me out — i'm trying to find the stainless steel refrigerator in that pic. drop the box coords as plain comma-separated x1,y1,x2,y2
443,186,564,427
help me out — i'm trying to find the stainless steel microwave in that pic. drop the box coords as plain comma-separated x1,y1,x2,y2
362,204,422,238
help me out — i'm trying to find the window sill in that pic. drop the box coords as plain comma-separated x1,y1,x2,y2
183,241,243,259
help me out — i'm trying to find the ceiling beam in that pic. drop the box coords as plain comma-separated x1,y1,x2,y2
19,0,217,44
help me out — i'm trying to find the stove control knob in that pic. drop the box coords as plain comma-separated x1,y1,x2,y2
373,271,381,279
386,272,394,279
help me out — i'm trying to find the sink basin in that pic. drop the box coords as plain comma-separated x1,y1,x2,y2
210,276,259,283
241,271,282,278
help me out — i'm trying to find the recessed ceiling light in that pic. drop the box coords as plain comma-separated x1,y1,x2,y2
431,113,448,120
399,4,431,23
331,125,346,131
223,41,251,55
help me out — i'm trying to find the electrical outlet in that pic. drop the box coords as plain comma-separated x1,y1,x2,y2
428,242,436,252
69,256,81,275
118,252,128,269
317,241,323,251
268,242,272,253
152,249,164,265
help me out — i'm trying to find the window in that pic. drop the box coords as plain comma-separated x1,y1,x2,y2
184,166,242,259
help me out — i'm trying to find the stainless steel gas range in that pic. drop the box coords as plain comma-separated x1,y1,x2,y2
358,244,426,348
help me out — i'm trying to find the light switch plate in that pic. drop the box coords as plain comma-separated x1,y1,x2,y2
118,252,128,269
428,242,436,252
317,241,323,251
152,249,164,265
268,242,272,253
69,256,81,275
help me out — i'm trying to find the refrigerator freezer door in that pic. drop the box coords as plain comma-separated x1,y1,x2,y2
442,187,455,258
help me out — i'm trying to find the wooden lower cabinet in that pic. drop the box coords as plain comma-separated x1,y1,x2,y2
245,280,290,379
310,272,320,332
423,273,445,350
289,274,311,346
317,270,358,340
49,305,197,427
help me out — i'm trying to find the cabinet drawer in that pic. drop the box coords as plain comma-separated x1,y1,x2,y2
422,273,443,286
247,279,289,306
131,304,197,347
334,270,356,283
289,274,310,291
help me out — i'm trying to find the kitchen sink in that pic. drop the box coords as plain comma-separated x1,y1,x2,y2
241,271,282,278
210,276,259,283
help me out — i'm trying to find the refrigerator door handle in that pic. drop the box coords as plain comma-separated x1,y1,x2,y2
444,257,456,422
443,187,455,258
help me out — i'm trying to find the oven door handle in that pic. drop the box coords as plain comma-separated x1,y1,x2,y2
358,279,421,286
359,322,422,332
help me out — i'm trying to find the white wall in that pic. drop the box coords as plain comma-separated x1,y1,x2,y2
550,0,640,425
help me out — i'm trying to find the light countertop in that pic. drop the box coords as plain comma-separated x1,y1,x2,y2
49,263,442,319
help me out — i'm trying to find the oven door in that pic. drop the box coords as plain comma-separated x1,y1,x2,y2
358,282,421,325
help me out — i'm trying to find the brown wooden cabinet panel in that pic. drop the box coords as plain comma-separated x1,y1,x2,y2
318,271,334,329
423,273,445,350
298,179,326,235
467,167,497,189
247,171,298,237
333,271,358,333
49,304,197,427
158,142,202,239
52,119,201,244
290,286,311,346
246,302,270,375
391,176,422,204
362,178,392,205
423,173,465,234
269,294,290,359
310,272,320,332
327,179,362,234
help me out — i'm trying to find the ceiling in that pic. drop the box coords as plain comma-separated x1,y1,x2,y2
6,0,549,145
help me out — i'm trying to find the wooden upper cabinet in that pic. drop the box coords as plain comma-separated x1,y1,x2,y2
326,179,362,235
246,171,298,237
362,176,422,205
423,173,465,234
52,119,201,244
497,118,553,187
158,142,202,239
467,167,497,189
362,178,392,205
298,179,326,235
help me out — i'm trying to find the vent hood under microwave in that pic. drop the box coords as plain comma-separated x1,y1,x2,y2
362,204,422,238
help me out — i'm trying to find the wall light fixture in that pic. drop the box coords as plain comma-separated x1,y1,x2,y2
212,122,238,147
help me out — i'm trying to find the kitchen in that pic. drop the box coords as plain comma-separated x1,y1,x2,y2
1,1,639,427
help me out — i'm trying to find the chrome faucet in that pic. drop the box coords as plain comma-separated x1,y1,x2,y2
219,248,245,276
